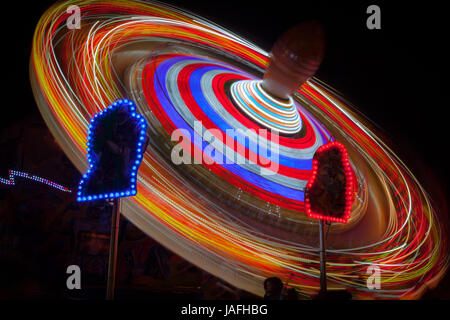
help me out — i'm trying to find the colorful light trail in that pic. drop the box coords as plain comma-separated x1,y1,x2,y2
30,0,448,299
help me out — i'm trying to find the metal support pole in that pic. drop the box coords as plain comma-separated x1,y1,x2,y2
319,219,327,294
106,198,120,300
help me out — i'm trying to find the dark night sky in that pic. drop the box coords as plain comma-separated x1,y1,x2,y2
4,0,448,218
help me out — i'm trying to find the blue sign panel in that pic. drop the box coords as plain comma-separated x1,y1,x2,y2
77,99,147,202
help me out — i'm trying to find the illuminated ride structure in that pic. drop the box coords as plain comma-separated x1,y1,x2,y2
30,0,448,299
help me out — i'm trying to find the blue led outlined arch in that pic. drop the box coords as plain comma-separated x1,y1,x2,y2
77,99,147,202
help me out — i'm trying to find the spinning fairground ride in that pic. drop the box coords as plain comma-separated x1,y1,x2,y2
30,0,449,299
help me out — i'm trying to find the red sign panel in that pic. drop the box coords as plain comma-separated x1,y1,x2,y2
304,142,355,223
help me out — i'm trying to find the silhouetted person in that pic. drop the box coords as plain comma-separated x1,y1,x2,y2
263,277,283,300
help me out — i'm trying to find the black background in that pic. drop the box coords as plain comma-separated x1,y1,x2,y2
1,0,448,300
